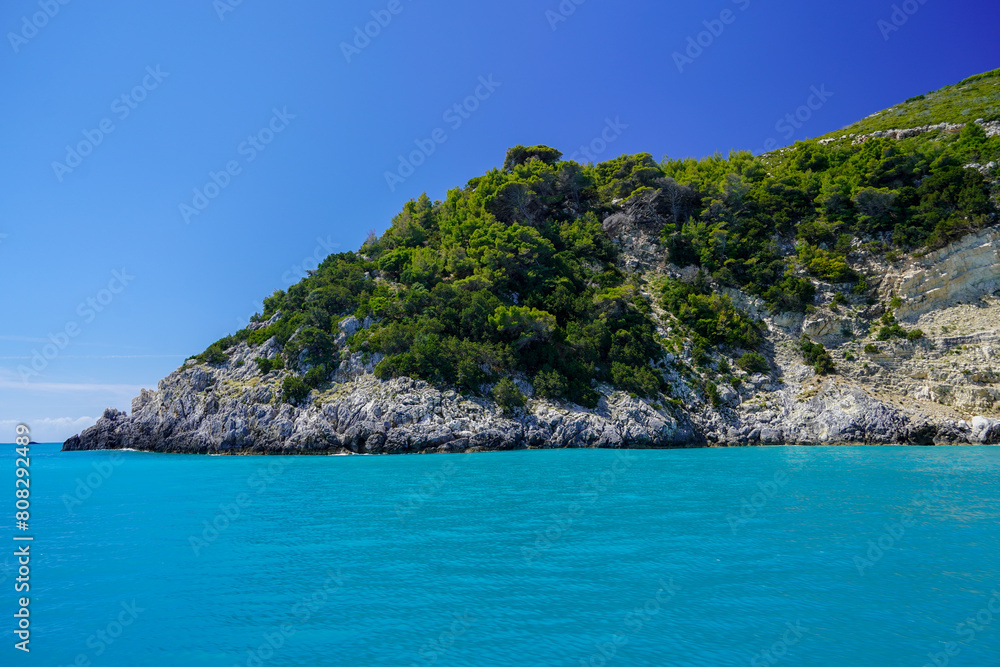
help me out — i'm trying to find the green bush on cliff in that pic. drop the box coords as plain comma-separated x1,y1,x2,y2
533,367,568,399
736,352,769,374
799,336,836,375
491,377,526,413
255,357,284,374
661,279,761,350
281,375,311,405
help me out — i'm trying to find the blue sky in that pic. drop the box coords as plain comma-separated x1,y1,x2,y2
2,0,998,442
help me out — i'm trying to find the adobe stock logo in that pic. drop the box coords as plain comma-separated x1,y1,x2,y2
179,107,295,224
384,76,501,192
567,118,628,163
877,0,930,41
51,66,170,183
340,0,408,63
17,269,135,383
672,0,751,74
758,85,834,154
213,0,246,22
7,0,72,54
544,0,587,31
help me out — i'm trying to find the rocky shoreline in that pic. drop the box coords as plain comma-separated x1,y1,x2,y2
62,345,999,456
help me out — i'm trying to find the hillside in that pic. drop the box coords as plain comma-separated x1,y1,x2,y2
65,69,1000,454
815,68,1000,138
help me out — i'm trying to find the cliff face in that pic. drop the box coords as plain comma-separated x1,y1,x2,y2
886,227,1000,320
64,225,1000,455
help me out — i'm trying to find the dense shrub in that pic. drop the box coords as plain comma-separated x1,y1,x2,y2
797,244,858,283
764,276,816,314
201,346,229,365
799,336,835,375
661,279,761,349
303,364,329,389
491,377,526,413
255,357,284,374
875,312,918,341
281,375,311,405
610,362,662,398
736,352,769,374
533,367,568,399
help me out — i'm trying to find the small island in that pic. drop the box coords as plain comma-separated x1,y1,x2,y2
66,69,1000,455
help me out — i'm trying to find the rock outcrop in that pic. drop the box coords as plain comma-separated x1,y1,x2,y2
64,348,698,454
883,227,1000,319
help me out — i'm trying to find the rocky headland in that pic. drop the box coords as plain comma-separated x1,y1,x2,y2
64,223,1000,455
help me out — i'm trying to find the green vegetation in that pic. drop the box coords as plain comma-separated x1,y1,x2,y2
816,68,1000,137
255,357,285,374
797,244,857,283
876,311,924,341
736,352,769,374
188,68,998,408
705,382,721,408
799,336,836,375
661,278,762,349
281,375,311,405
533,367,568,399
491,377,526,413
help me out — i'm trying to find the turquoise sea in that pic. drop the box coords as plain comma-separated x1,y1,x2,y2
2,443,999,666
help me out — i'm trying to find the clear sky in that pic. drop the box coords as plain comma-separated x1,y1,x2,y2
2,0,998,442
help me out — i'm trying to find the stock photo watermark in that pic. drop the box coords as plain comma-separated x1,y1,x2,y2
545,0,587,31
877,0,930,41
282,236,341,284
921,588,1000,667
61,452,126,515
395,453,472,525
578,578,680,667
57,600,146,666
673,0,751,74
567,117,628,163
179,107,296,224
852,462,961,576
522,450,637,563
726,469,791,534
384,75,501,192
410,611,473,667
230,236,340,330
235,568,346,667
214,0,247,22
189,458,286,556
758,85,834,154
7,0,72,54
16,268,135,383
749,620,809,666
340,0,409,63
51,66,170,182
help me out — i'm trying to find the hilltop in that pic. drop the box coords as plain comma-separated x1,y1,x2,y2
65,68,1000,454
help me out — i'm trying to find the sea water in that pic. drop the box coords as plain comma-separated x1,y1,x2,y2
2,443,999,666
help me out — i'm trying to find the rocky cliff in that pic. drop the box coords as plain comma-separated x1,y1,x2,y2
64,224,1000,455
